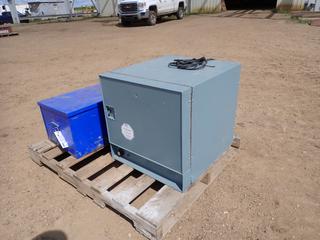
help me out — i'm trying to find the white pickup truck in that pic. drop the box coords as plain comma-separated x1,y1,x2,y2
118,0,187,26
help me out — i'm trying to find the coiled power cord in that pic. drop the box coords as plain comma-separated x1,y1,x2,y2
168,57,215,70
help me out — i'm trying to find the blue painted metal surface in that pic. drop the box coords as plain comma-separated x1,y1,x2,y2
100,56,240,192
38,84,108,159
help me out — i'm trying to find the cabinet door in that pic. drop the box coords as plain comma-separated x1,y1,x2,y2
102,78,191,173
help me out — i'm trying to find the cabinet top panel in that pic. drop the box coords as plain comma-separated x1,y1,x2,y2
100,55,240,88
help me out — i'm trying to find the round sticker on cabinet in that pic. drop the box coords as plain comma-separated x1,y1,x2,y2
121,123,134,141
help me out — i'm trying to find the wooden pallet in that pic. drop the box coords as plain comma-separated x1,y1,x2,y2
0,26,18,38
29,138,239,240
0,32,18,37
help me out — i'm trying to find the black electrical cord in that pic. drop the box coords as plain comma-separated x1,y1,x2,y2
168,57,215,70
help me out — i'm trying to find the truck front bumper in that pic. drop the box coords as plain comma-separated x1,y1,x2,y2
118,10,149,21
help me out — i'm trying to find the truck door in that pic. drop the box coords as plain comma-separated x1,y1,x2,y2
157,0,172,14
169,0,177,13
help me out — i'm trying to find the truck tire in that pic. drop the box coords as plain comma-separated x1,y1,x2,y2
176,7,184,20
121,18,131,26
147,11,157,26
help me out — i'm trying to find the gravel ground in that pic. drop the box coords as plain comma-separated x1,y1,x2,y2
0,14,319,240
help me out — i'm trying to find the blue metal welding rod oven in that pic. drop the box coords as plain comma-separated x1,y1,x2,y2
38,84,108,159
99,56,240,192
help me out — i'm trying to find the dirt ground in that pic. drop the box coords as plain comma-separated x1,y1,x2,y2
0,14,319,240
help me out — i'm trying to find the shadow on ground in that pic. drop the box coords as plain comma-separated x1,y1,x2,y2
32,230,67,240
208,10,291,20
91,15,179,27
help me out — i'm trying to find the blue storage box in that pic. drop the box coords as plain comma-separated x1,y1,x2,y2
38,84,108,159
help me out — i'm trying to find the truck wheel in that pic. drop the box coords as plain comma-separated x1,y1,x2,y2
176,7,184,20
147,11,157,26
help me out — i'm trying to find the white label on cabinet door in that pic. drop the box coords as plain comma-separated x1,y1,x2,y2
54,131,69,148
121,123,134,141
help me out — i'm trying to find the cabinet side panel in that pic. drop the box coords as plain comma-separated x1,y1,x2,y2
191,65,240,182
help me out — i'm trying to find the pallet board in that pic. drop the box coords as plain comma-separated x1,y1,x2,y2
28,138,239,240
0,32,19,37
0,26,18,38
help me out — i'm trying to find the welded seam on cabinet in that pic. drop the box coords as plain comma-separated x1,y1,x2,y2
189,87,193,182
109,71,192,89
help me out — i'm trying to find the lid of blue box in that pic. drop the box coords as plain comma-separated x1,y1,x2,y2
38,84,103,117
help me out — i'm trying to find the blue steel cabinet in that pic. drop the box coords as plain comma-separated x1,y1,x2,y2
38,84,108,159
100,56,240,192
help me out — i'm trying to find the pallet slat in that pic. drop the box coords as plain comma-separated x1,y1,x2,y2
0,32,19,37
29,140,56,166
57,147,107,170
137,186,183,226
30,140,55,152
157,181,208,238
112,174,155,205
75,154,113,181
59,168,78,187
42,147,63,159
91,164,133,192
57,156,78,170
